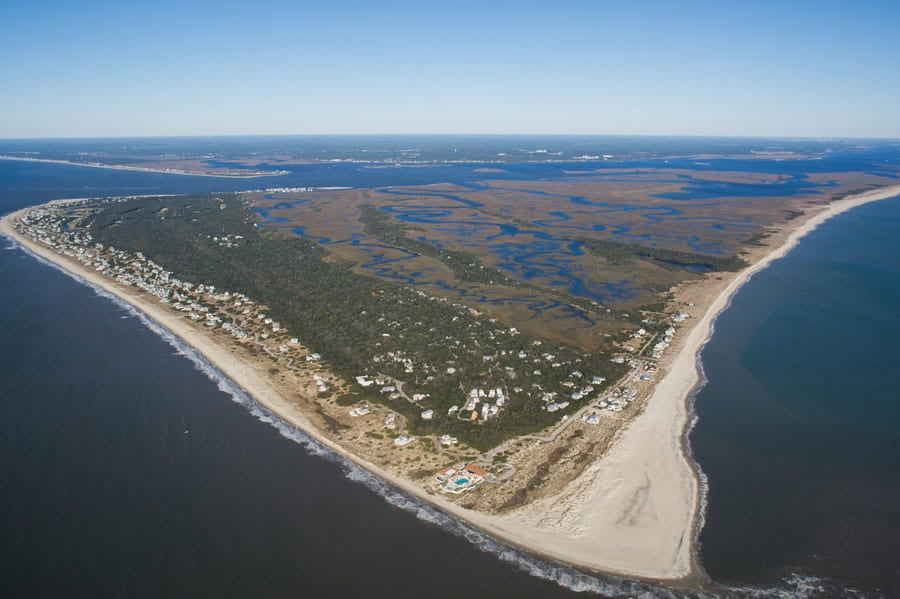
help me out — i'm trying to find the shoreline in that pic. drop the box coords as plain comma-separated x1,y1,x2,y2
3,183,899,586
0,155,289,179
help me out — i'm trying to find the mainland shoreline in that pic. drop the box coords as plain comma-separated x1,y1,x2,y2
3,183,899,588
0,155,289,178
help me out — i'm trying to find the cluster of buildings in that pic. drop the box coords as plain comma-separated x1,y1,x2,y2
454,386,507,422
598,386,637,413
257,187,312,193
358,295,619,427
13,203,343,404
211,233,244,248
649,326,678,359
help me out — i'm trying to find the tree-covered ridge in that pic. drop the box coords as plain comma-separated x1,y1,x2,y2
578,237,748,272
88,194,628,450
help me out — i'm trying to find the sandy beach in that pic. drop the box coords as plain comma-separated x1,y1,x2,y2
3,182,899,585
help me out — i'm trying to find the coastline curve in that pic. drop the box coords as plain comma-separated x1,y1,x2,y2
3,182,899,592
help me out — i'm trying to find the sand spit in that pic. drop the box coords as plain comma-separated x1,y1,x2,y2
3,183,899,586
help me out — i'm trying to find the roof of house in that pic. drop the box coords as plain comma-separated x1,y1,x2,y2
464,463,488,477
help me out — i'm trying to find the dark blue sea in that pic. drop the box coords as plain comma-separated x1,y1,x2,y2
691,195,900,597
1,138,898,598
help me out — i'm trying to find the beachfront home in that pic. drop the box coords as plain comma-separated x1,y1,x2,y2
464,463,488,478
436,462,488,494
349,405,371,417
581,412,600,425
435,466,457,483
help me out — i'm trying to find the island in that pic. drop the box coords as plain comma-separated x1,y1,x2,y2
4,166,899,590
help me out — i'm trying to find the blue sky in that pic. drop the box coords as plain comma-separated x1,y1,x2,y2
2,0,899,138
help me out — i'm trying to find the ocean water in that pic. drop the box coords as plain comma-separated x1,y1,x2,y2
1,141,898,598
691,195,900,597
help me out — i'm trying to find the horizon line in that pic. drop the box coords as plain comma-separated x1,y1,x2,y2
2,132,899,142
